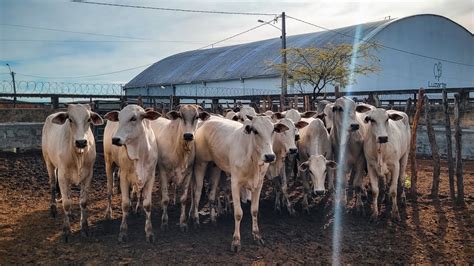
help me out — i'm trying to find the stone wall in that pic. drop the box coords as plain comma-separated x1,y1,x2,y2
0,123,43,150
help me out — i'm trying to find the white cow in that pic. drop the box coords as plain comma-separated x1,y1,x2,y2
299,154,337,199
150,104,210,231
361,108,410,221
104,105,161,243
297,117,333,212
330,97,373,210
192,115,289,252
42,104,103,242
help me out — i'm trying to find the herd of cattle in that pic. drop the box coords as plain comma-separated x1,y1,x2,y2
41,96,411,252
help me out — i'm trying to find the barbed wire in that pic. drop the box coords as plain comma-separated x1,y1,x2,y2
0,80,123,95
175,86,281,97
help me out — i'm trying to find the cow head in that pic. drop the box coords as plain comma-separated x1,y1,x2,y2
243,115,289,163
272,118,308,156
322,103,334,133
104,105,161,159
236,106,257,123
166,104,210,142
363,108,404,144
299,154,337,196
51,104,103,151
224,110,239,121
332,97,361,132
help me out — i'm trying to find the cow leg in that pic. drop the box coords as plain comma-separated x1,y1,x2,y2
192,161,207,228
159,170,169,231
367,166,379,221
222,175,232,215
113,167,120,194
399,153,409,206
143,175,155,243
45,161,57,218
273,174,282,214
251,182,265,245
280,166,295,216
301,169,311,214
79,169,92,237
390,164,401,222
104,158,114,220
118,176,131,242
170,182,177,206
179,170,192,232
230,178,243,252
57,170,71,242
208,166,221,225
353,159,365,215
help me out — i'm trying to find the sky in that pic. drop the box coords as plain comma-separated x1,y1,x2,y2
1,0,473,85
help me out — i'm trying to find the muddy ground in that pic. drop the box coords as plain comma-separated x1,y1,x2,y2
0,150,472,264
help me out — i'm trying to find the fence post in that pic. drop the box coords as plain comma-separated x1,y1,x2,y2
409,88,424,199
404,98,412,115
280,94,285,112
424,95,440,198
442,90,455,200
454,93,464,205
51,96,59,109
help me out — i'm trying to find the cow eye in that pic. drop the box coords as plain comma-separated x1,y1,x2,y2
130,116,137,122
253,130,259,135
68,118,73,123
87,118,92,123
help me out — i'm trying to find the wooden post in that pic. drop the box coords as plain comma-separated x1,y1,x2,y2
304,95,310,112
280,94,285,112
424,95,441,198
442,90,455,200
404,98,412,115
409,88,424,199
454,93,464,205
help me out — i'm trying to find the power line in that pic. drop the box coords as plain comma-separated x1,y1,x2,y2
16,63,153,79
0,39,253,44
286,15,474,67
1,23,150,40
198,17,279,50
72,0,277,16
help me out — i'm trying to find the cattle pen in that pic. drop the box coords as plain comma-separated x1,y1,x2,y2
0,86,473,264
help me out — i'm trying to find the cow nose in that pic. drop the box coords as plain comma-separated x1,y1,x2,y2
312,190,325,197
295,135,300,141
378,136,388,143
350,124,359,131
264,154,276,163
75,139,87,148
289,148,298,154
112,137,122,146
327,128,331,134
183,133,194,141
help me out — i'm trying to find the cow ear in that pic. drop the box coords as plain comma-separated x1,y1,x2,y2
142,110,161,120
166,110,181,120
246,115,254,121
104,111,119,122
244,125,253,134
274,123,289,133
295,120,309,129
144,107,155,112
356,104,372,113
316,112,326,120
299,161,309,172
52,112,68,125
232,115,239,121
301,111,317,118
199,111,211,121
326,160,337,169
90,112,104,125
389,113,404,121
272,112,285,120
364,116,371,123
223,109,233,116
233,107,241,112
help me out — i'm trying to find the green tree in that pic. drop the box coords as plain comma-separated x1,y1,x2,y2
270,42,380,102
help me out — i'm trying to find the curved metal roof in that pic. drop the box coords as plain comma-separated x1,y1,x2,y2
125,19,393,88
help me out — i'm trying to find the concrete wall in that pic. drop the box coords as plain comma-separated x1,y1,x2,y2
1,122,472,160
0,123,43,150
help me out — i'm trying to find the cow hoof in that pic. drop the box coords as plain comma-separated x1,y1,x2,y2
146,233,155,243
62,231,70,243
160,223,168,232
288,208,296,217
231,241,241,253
370,213,379,223
303,208,310,215
211,218,217,226
253,234,265,246
50,205,57,218
193,221,200,230
180,224,188,233
118,232,128,243
81,226,89,237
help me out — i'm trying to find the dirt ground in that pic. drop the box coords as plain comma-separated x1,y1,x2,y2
0,151,472,264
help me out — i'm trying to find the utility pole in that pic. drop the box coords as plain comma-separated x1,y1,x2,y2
6,64,17,108
281,12,287,96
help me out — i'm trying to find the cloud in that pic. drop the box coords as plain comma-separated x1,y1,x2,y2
1,0,472,84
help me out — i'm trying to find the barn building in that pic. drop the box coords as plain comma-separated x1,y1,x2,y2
124,14,474,98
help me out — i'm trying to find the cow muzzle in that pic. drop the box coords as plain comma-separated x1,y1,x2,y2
263,154,276,163
312,190,325,197
75,139,87,148
350,124,360,131
378,136,388,143
183,133,194,141
112,137,123,146
289,148,298,154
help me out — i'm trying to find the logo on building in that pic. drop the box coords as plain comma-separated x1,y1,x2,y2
433,62,442,81
428,61,446,88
